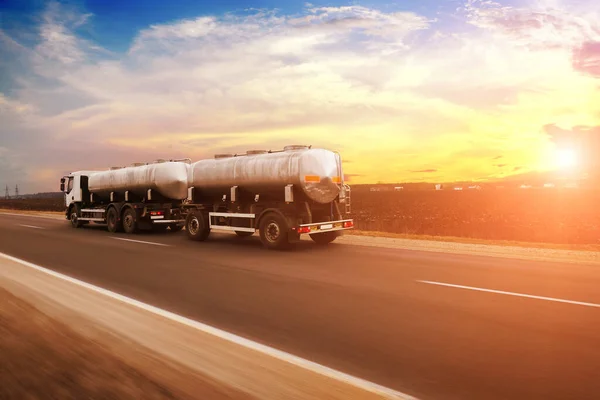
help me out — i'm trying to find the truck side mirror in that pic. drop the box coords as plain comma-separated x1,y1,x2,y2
60,183,65,192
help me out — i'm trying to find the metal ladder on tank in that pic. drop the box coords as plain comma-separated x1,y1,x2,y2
343,184,351,214
333,151,352,215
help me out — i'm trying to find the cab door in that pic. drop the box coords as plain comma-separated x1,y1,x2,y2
64,176,75,206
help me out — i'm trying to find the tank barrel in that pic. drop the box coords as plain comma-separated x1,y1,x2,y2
189,145,342,204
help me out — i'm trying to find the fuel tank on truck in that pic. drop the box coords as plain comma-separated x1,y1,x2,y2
88,160,190,200
188,145,344,204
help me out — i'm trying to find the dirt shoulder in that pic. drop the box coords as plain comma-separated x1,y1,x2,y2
0,286,253,400
346,230,600,252
337,233,600,265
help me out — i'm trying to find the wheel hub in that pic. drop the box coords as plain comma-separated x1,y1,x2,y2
265,222,280,242
189,217,200,235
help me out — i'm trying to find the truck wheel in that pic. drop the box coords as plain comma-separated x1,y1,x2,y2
107,207,122,233
169,224,183,233
186,211,210,241
259,212,290,250
69,207,82,228
235,231,254,238
310,231,339,245
122,208,138,234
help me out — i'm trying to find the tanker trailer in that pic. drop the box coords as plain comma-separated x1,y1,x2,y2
183,145,354,250
60,159,190,234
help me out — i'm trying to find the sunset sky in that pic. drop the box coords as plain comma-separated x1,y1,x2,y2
1,0,599,193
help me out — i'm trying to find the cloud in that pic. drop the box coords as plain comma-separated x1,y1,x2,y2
0,1,598,191
461,0,600,82
495,164,507,167
462,0,599,48
573,41,600,77
0,93,33,114
493,155,503,160
410,169,438,173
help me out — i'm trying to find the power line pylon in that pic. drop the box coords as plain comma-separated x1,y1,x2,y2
4,185,9,199
15,184,19,199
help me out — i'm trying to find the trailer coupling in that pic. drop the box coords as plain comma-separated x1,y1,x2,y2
292,219,354,235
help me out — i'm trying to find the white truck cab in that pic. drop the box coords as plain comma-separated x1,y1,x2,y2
60,171,96,208
61,174,81,207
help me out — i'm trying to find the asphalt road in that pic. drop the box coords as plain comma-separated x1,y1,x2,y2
1,212,599,400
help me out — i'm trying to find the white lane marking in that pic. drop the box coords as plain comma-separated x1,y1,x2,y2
111,237,170,247
0,252,415,400
0,212,63,221
18,224,45,230
417,280,600,309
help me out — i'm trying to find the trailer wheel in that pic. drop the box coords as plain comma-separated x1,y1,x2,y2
259,212,290,250
169,224,183,233
186,211,210,241
106,207,121,233
310,231,339,245
235,231,254,238
122,208,138,234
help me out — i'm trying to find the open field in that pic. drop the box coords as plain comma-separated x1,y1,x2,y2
3,187,600,246
0,198,64,212
352,188,600,245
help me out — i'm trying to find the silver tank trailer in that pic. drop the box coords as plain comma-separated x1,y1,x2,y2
188,146,344,204
88,161,189,200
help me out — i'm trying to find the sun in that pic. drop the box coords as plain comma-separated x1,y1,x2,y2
555,148,578,169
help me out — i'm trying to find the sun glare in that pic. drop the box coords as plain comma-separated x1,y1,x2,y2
555,148,578,169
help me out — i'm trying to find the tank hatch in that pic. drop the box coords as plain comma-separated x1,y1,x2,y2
284,145,310,151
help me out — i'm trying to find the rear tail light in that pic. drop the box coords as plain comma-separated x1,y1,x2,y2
297,226,311,234
150,211,164,216
343,221,354,228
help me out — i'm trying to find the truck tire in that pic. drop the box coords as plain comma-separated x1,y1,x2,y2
235,231,254,238
122,208,138,234
186,211,210,241
310,231,339,245
69,206,82,228
169,224,183,233
259,212,290,250
106,207,122,233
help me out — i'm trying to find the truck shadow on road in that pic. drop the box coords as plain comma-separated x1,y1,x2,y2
74,223,341,253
